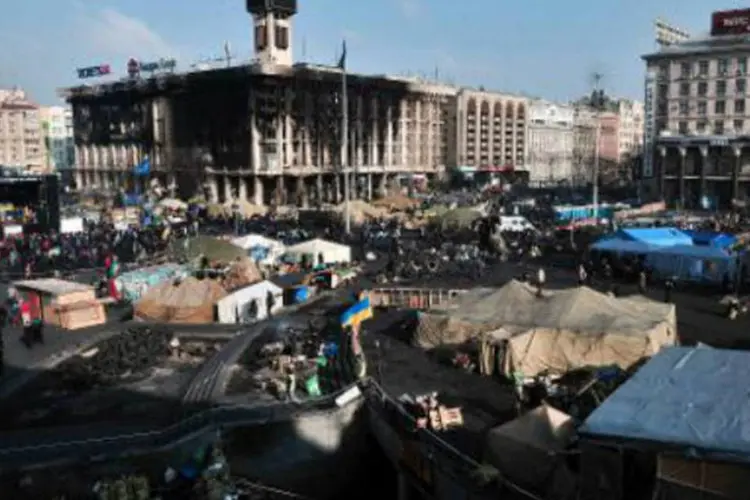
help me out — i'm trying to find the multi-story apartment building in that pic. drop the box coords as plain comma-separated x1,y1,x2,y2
572,106,598,185
60,0,456,204
617,99,645,161
0,89,44,171
526,100,574,184
642,8,750,207
452,88,527,173
40,106,74,173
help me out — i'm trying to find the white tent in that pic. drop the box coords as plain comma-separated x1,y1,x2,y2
216,280,283,324
484,405,576,495
231,234,286,265
285,238,351,264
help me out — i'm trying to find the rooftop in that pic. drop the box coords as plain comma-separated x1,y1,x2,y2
643,32,750,60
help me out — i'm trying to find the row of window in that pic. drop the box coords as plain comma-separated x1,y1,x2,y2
675,99,747,116
674,78,746,98
676,57,748,78
677,120,743,135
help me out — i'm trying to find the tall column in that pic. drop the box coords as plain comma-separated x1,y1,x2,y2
276,176,285,205
209,175,219,203
224,175,232,202
284,88,293,168
732,145,742,202
334,174,341,203
239,177,248,201
657,146,667,201
386,103,394,167
371,97,378,167
304,91,313,166
366,173,373,200
316,175,323,205
253,176,264,206
699,145,708,207
356,94,364,168
677,146,686,209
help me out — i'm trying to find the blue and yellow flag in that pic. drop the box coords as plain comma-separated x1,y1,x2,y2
340,296,372,328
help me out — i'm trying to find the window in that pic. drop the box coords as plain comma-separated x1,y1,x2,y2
717,80,727,97
737,79,747,94
716,100,726,114
679,100,689,115
715,120,725,134
255,24,267,51
736,99,746,114
697,81,708,96
680,62,691,78
274,26,289,49
679,82,690,96
734,119,744,132
658,83,669,97
697,120,708,133
718,58,730,76
678,121,689,134
698,101,707,115
699,60,710,76
739,58,748,75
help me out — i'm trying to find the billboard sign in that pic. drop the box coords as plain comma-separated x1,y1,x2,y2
76,64,111,79
711,9,750,36
139,58,177,73
642,69,656,179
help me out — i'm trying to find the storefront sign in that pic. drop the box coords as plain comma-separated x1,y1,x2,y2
127,58,176,78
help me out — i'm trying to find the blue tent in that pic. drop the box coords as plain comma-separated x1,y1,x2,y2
616,227,692,247
591,239,653,254
645,244,737,283
580,346,750,462
682,230,737,249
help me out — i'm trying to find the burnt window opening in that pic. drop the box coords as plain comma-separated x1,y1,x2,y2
255,25,268,51
275,26,289,50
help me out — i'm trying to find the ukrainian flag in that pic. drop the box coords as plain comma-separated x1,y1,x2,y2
340,296,373,328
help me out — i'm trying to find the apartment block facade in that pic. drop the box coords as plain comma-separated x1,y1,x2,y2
526,100,575,184
0,89,44,171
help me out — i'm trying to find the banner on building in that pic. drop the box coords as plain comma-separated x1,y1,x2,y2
642,69,656,179
76,64,111,79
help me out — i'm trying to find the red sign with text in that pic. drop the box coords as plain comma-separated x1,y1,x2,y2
711,9,750,36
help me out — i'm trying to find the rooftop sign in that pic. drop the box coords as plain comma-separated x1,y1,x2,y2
76,64,111,79
711,9,750,36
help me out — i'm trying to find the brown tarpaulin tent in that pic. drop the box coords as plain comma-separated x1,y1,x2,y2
417,280,676,377
134,276,227,323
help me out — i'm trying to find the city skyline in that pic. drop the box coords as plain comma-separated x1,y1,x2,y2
0,0,741,105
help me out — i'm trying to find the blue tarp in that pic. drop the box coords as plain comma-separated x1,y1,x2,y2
616,227,693,247
591,239,653,254
682,230,737,249
580,346,750,462
645,244,737,283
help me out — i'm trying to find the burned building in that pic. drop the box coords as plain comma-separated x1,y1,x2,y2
60,0,457,205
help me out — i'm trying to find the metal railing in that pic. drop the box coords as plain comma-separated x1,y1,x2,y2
0,383,361,466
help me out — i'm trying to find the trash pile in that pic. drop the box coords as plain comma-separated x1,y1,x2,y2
61,325,174,388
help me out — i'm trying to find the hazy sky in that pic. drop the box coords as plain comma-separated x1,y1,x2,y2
0,0,745,105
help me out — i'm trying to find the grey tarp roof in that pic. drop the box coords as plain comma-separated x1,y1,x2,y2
580,346,750,462
169,235,247,263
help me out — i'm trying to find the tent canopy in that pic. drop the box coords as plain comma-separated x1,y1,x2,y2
231,234,284,251
591,238,653,254
285,238,351,264
423,280,676,377
134,276,227,323
580,346,750,463
617,227,692,247
484,405,576,490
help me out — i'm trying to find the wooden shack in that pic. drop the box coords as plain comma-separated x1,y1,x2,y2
13,278,106,330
